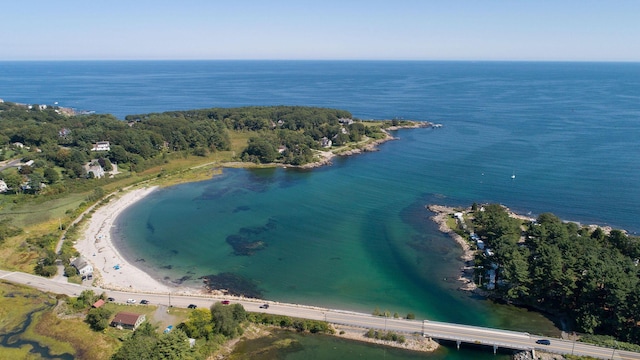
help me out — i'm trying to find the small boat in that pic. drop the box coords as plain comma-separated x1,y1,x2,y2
511,173,516,179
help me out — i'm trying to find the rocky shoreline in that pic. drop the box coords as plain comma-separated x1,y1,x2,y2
300,121,434,168
331,324,440,353
426,204,480,292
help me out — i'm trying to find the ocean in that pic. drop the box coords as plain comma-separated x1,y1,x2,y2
2,60,639,359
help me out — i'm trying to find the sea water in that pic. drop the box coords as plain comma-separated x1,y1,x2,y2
2,61,639,359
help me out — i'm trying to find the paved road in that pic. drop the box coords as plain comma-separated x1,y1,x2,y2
0,269,637,359
0,159,22,172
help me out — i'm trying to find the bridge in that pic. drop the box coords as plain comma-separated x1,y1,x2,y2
1,270,638,360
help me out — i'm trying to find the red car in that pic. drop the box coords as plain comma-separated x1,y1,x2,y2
221,300,230,305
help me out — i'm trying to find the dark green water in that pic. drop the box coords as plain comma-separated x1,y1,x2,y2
229,330,513,360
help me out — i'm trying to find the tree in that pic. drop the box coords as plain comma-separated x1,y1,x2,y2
154,329,192,360
86,307,113,331
111,326,157,360
1,171,22,193
242,137,278,163
18,164,33,175
27,172,45,193
64,265,77,277
98,157,113,171
210,302,246,338
178,308,213,339
43,167,59,184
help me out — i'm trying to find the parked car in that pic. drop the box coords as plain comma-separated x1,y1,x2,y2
536,339,551,345
187,304,197,309
107,297,115,302
140,300,149,305
221,300,230,305
126,299,136,304
164,325,173,334
259,303,269,309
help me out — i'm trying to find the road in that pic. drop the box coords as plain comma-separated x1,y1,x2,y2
0,269,638,359
0,159,22,172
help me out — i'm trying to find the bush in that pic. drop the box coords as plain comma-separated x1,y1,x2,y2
86,307,112,331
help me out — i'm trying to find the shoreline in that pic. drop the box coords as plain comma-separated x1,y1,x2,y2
426,205,479,292
76,187,443,355
76,186,179,294
299,121,433,168
75,122,433,295
426,203,620,293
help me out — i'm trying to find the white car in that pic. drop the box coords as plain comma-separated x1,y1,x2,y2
126,299,136,304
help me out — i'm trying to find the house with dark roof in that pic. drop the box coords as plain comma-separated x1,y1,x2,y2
70,256,93,277
111,312,146,330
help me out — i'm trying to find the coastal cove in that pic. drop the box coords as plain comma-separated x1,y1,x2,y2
3,60,640,359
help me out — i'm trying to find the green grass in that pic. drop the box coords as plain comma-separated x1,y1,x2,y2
0,281,82,359
0,192,88,228
0,281,196,360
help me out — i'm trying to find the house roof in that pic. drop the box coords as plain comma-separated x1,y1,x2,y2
111,312,143,326
71,257,90,270
92,299,105,308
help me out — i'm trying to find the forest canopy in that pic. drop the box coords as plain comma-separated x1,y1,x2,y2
471,204,640,344
0,103,387,195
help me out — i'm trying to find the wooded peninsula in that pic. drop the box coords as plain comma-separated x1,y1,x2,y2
431,203,640,351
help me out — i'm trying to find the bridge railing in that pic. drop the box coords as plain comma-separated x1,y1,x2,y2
422,331,533,351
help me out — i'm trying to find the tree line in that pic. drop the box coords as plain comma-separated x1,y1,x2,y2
0,102,384,195
471,204,640,344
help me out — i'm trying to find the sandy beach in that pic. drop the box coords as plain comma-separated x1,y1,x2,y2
76,186,174,294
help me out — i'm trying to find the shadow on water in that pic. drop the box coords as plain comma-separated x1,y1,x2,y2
200,272,263,298
229,329,512,360
0,304,74,360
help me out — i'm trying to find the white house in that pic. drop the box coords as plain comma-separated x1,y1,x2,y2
84,161,105,179
320,137,332,148
0,180,8,193
70,256,93,276
91,141,111,152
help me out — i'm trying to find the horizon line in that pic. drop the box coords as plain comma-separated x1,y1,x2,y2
1,58,640,64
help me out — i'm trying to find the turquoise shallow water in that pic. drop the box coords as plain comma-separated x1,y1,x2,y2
3,60,639,358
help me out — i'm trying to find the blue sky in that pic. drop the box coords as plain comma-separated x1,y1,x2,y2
2,0,639,61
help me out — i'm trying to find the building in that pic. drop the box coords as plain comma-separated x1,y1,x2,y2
111,312,146,330
91,141,111,152
92,299,105,308
0,180,8,193
70,256,93,277
338,118,354,125
320,137,332,148
84,161,105,178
